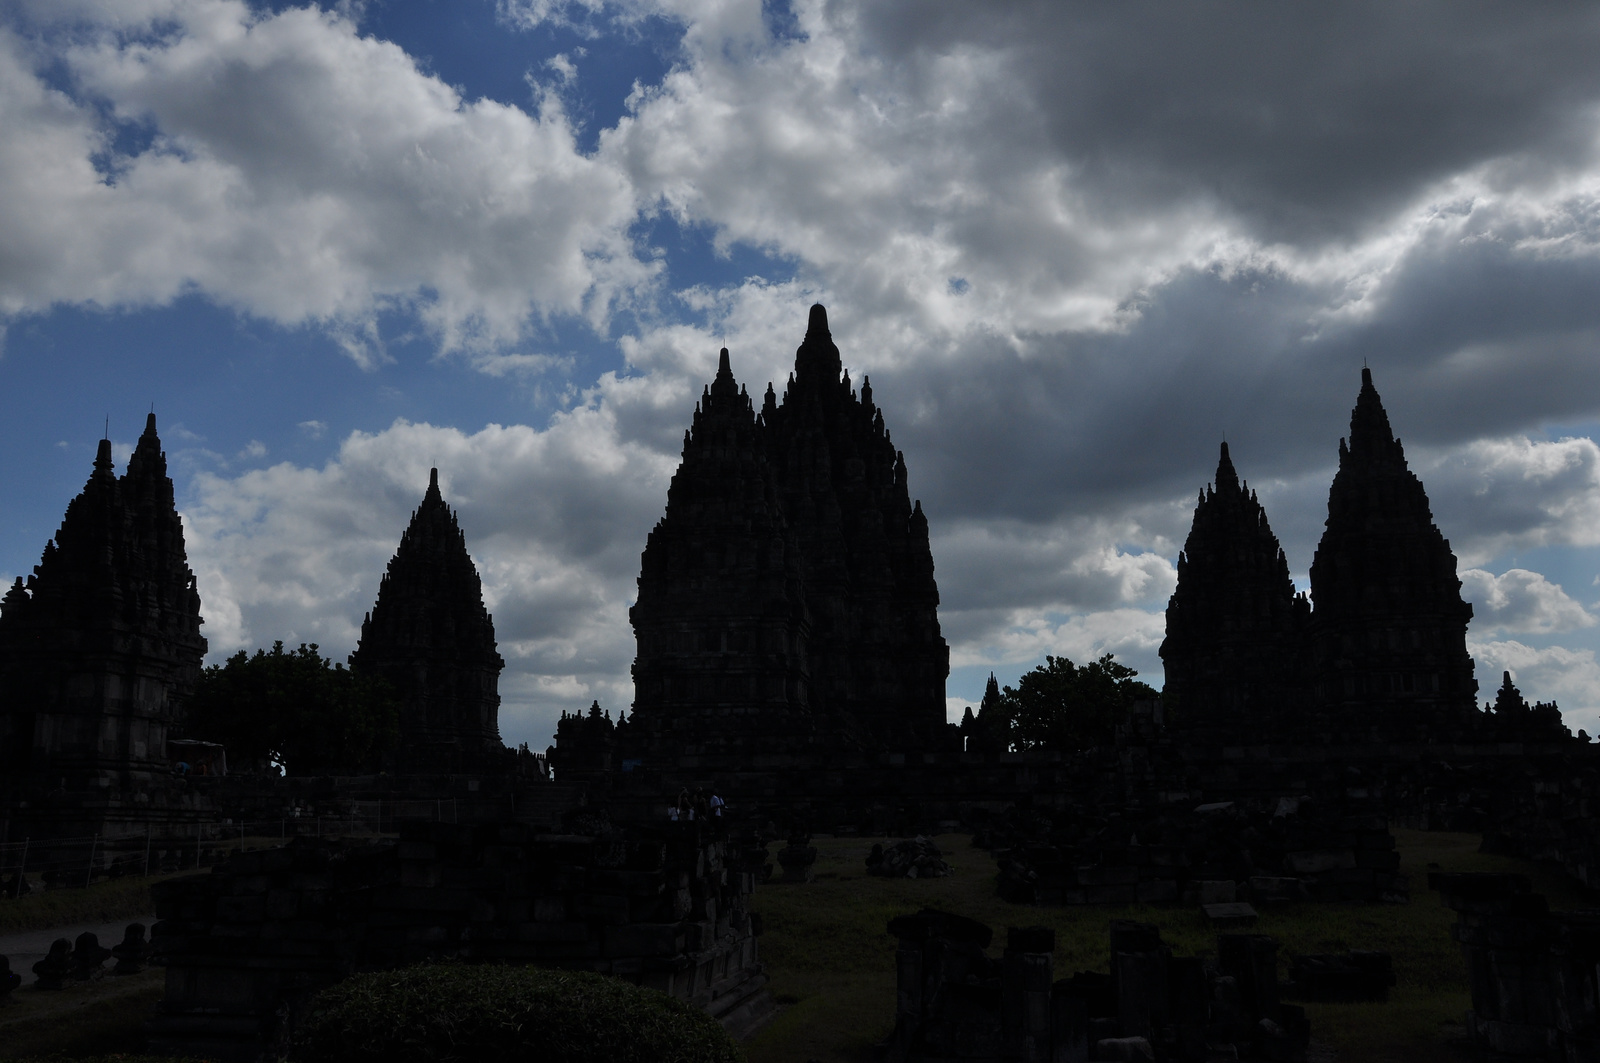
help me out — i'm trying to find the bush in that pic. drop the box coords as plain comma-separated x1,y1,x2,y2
291,963,744,1063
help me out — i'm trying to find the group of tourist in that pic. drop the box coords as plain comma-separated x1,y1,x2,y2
668,787,725,824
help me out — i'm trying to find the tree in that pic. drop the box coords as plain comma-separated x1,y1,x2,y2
183,642,399,775
1001,653,1157,753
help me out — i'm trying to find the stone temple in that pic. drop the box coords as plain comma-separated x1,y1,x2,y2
1159,441,1305,734
0,415,209,839
625,305,950,765
1162,368,1480,739
350,468,507,773
1306,367,1478,732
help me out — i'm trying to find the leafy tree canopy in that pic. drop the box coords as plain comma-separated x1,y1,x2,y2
183,641,398,775
966,653,1158,753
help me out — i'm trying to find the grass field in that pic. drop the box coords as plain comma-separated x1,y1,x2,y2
743,829,1593,1063
0,829,1587,1060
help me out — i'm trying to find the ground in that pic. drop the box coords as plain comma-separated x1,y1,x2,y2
742,829,1592,1063
0,829,1588,1060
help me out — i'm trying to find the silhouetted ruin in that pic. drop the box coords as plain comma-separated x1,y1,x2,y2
883,912,1311,1063
1307,367,1479,733
1165,369,1487,742
350,468,507,773
1432,872,1600,1060
622,304,949,770
147,819,773,1057
0,415,209,840
1160,442,1305,733
8,324,1600,1060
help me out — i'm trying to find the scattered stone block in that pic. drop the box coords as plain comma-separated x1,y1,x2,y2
32,939,71,990
1203,903,1259,928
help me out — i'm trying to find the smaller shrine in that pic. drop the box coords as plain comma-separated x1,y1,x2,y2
350,469,507,773
0,415,210,842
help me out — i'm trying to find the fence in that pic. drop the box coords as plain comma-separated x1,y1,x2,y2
0,799,462,896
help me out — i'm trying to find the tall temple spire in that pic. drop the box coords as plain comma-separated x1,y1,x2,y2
1307,367,1477,732
0,416,206,784
793,302,842,387
629,346,812,740
627,306,950,758
1162,442,1301,734
350,469,505,772
1215,440,1239,492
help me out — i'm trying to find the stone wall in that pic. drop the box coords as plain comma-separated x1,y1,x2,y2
147,818,772,1060
989,793,1405,907
882,910,1310,1062
1431,871,1600,1062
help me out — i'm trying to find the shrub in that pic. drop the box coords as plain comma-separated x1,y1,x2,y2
291,963,744,1063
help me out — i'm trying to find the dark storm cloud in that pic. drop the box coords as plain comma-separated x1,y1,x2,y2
859,2,1600,243
885,222,1600,533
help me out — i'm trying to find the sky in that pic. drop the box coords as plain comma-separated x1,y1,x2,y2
4,0,1600,748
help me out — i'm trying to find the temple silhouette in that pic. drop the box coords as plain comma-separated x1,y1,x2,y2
5,312,1600,1062
625,304,948,766
1161,367,1492,741
0,415,210,840
350,468,507,773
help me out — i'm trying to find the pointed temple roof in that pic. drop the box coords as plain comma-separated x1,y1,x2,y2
626,305,949,758
631,346,811,737
1161,442,1302,731
351,469,504,769
0,415,206,778
1308,367,1477,730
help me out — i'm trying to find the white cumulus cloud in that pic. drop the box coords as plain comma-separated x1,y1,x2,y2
0,2,648,360
181,411,679,747
1461,567,1596,635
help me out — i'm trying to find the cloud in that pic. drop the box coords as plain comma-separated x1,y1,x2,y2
181,411,679,747
11,0,1600,743
854,2,1600,244
1414,436,1600,565
0,2,648,355
950,607,1168,678
1461,568,1596,635
1470,638,1600,735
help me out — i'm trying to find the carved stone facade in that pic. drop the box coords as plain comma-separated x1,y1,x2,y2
0,416,210,840
627,305,949,761
1160,443,1305,733
350,469,505,772
1164,369,1483,740
761,306,947,748
0,416,207,784
1307,368,1478,731
628,349,817,757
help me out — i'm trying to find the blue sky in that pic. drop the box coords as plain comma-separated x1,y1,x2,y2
4,0,1600,748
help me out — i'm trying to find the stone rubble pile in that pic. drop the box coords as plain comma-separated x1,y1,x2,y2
883,909,1312,1063
1284,951,1394,1003
867,837,953,879
1432,871,1600,1062
989,795,1405,907
148,817,774,1060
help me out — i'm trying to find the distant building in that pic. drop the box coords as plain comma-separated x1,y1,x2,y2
0,415,209,839
624,304,950,763
1163,369,1487,739
1307,368,1478,731
350,468,507,772
1160,442,1305,732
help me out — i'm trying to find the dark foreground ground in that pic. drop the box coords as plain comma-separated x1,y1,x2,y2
743,829,1593,1063
0,829,1587,1061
